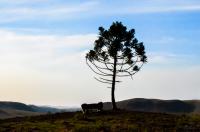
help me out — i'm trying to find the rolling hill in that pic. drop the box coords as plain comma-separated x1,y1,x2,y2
1,98,200,119
103,98,200,114
0,101,70,119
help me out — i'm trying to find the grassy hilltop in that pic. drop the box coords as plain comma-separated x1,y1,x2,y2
0,110,200,132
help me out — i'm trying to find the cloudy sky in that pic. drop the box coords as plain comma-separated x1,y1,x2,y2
0,0,200,106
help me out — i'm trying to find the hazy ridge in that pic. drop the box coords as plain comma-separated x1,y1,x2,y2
104,98,200,113
1,98,200,119
0,101,76,119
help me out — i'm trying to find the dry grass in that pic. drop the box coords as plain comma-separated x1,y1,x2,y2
0,110,200,132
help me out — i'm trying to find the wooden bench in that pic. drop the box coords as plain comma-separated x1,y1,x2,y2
81,102,103,114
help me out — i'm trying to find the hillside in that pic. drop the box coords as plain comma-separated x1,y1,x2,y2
185,100,200,113
0,101,35,112
0,109,41,119
103,98,200,114
0,101,69,119
0,111,200,131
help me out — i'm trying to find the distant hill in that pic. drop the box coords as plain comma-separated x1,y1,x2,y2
0,101,35,112
1,98,200,119
103,98,200,113
0,108,41,119
0,101,76,119
29,105,66,113
185,100,200,113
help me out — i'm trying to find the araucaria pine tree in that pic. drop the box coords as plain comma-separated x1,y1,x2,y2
86,22,147,110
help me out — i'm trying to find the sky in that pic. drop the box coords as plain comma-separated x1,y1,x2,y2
0,0,200,106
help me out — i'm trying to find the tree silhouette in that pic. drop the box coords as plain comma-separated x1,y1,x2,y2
86,22,147,110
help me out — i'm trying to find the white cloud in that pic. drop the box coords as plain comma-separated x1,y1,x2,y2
123,5,200,14
87,0,200,16
0,29,96,48
148,52,178,64
1,1,200,23
146,51,199,69
0,1,98,23
149,36,176,45
0,29,96,78
0,0,49,4
0,30,96,72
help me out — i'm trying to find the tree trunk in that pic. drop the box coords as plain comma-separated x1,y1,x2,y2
111,56,117,110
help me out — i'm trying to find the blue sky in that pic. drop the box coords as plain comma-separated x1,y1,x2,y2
0,0,200,106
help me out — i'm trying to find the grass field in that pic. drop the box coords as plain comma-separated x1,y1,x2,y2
0,110,200,132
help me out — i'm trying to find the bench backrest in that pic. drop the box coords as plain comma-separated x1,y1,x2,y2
81,102,103,113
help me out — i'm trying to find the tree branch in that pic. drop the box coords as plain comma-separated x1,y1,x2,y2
121,56,139,71
94,77,112,84
99,77,121,83
116,63,144,78
91,61,113,72
86,59,113,76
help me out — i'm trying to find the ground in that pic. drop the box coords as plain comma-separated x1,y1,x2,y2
0,110,200,132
